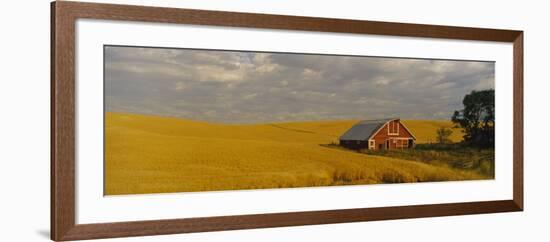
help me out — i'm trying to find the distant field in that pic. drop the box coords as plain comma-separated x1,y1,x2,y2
401,120,463,144
105,112,480,195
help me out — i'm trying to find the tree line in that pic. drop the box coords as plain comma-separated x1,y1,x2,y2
436,89,494,149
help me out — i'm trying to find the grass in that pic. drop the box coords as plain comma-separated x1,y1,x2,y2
105,112,490,195
360,144,495,177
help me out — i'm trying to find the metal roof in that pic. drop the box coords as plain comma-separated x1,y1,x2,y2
339,118,396,141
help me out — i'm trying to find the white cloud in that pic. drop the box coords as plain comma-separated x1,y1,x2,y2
105,46,494,123
175,82,186,90
243,93,258,100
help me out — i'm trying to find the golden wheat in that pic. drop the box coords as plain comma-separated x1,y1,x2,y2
105,112,479,195
401,120,463,144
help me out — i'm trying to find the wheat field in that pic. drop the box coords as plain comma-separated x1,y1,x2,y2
105,112,478,195
401,120,463,144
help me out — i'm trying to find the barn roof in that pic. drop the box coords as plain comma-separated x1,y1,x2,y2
339,118,396,141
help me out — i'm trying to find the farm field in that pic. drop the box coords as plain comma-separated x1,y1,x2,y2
105,112,486,195
400,120,463,144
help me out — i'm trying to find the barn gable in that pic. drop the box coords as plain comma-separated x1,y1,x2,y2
377,119,417,140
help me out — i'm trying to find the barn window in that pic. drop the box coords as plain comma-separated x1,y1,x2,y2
369,140,375,149
388,121,399,135
395,139,408,148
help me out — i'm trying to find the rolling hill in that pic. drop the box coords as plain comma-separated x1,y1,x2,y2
105,112,475,195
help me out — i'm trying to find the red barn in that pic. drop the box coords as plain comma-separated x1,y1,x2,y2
339,118,416,150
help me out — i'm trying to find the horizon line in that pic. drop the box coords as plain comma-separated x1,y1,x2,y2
105,111,454,125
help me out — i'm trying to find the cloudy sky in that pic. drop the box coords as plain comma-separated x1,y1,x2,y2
105,45,494,123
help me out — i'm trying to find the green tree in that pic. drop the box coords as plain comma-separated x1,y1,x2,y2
451,89,494,148
436,127,453,144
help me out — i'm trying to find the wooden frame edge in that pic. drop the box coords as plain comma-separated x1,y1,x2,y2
51,1,524,241
52,1,77,240
51,2,56,240
513,32,524,210
56,200,522,241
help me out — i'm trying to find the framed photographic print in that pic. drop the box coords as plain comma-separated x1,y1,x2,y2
51,1,523,241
